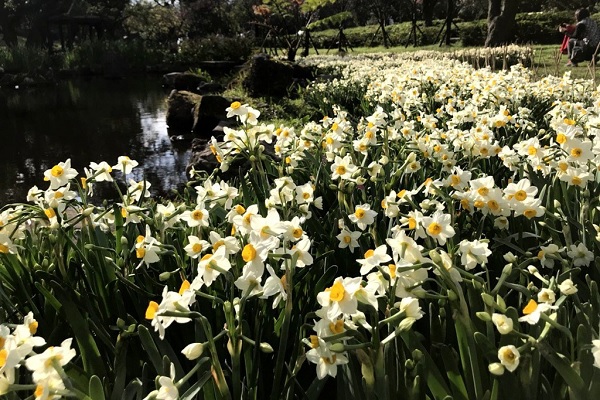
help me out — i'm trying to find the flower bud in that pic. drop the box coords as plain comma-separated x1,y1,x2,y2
329,343,346,353
159,272,171,281
182,342,205,360
476,312,492,322
488,362,505,376
260,342,274,353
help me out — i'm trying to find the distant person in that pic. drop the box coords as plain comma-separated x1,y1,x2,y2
560,8,600,67
559,23,575,55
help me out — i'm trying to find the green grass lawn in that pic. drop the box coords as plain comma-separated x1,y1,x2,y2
302,43,598,82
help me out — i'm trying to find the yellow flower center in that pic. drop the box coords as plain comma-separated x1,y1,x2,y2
136,235,145,244
329,281,346,302
121,208,128,218
572,176,583,186
331,122,339,131
179,280,191,295
501,348,515,361
336,165,346,176
343,235,352,244
389,264,397,279
523,209,537,219
556,133,567,144
136,247,146,259
570,148,582,158
29,321,38,334
523,299,538,315
235,205,246,214
0,349,7,367
302,192,311,200
408,217,417,230
0,244,8,254
474,200,485,209
364,249,374,258
354,209,366,219
44,208,56,219
310,335,319,348
145,301,159,320
51,165,64,177
213,240,224,251
450,175,461,186
242,244,256,262
514,190,527,201
192,243,203,253
292,228,303,239
477,187,489,197
528,146,537,156
54,192,64,199
323,355,337,365
230,101,241,110
427,222,442,236
35,385,44,398
397,189,407,198
191,210,204,221
329,320,345,334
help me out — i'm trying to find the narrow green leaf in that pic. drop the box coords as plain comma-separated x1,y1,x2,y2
138,325,163,374
439,345,469,400
88,375,106,400
180,371,213,399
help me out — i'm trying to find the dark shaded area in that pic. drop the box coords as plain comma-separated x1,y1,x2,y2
0,77,190,205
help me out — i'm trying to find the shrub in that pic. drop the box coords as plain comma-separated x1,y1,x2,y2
178,35,253,63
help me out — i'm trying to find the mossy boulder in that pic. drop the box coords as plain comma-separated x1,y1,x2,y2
242,54,315,97
166,90,232,136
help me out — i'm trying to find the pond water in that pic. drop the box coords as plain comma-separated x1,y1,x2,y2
0,77,191,205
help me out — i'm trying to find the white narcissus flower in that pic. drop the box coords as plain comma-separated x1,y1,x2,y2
559,279,578,295
181,206,210,228
135,226,162,268
458,239,491,270
518,299,557,325
145,282,196,339
349,204,378,230
88,161,113,182
336,229,361,252
567,243,594,267
498,345,520,372
112,156,139,175
305,346,349,380
491,313,513,335
145,363,178,400
592,340,600,369
184,235,210,259
395,297,424,330
43,159,78,189
331,155,358,181
421,211,455,245
198,246,232,287
262,265,287,308
357,245,392,275
537,244,562,268
25,338,77,382
316,277,362,320
537,288,556,304
127,179,152,202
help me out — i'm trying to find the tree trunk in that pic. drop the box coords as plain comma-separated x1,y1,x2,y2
485,0,519,47
423,0,438,27
0,1,18,47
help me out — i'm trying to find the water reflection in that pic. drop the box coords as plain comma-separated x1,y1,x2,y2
0,77,190,205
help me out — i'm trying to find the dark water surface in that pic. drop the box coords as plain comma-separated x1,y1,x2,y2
0,77,190,205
